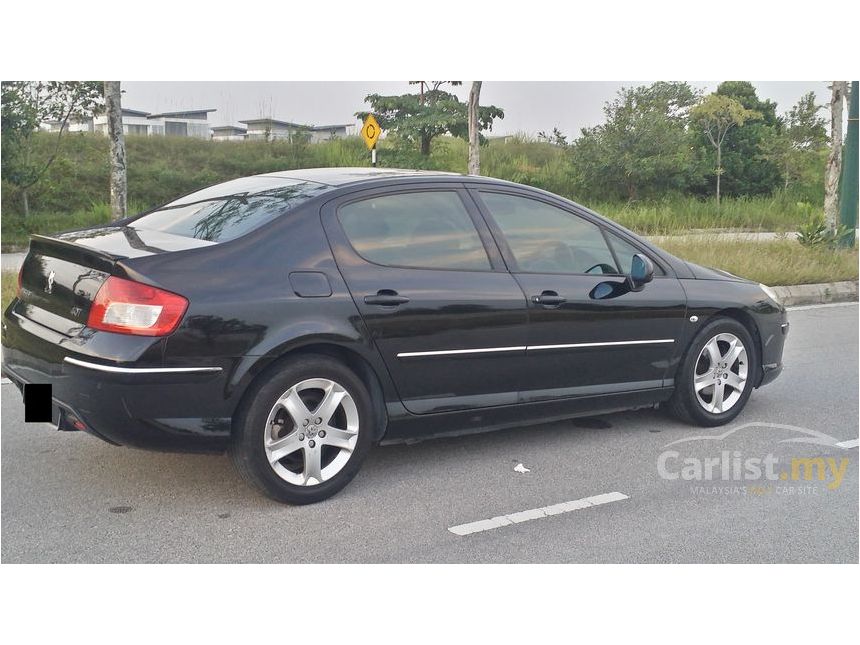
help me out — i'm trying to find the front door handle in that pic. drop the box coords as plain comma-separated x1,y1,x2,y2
364,290,410,306
532,290,566,307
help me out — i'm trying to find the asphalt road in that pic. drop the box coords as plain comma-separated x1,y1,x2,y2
2,304,857,563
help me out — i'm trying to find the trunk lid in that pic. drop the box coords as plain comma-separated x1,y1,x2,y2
15,226,213,336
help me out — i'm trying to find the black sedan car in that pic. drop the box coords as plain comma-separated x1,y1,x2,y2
2,168,788,504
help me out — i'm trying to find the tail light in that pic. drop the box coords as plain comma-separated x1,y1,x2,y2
16,266,23,297
88,276,188,336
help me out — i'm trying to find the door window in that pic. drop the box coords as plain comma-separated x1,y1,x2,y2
603,230,665,276
338,192,491,271
480,192,617,274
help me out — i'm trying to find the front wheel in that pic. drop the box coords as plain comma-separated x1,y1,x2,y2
668,317,758,427
229,355,375,504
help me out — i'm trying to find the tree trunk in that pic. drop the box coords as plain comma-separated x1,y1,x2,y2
104,81,127,220
715,144,722,209
22,190,29,218
825,81,847,230
420,132,431,156
468,81,482,175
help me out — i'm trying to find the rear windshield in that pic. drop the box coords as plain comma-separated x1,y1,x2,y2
130,177,332,242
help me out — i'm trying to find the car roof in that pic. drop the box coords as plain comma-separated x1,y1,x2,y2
257,167,463,187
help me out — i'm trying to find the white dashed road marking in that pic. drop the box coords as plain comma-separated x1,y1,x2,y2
836,438,859,449
448,491,629,536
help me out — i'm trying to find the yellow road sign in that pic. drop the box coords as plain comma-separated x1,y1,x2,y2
361,115,381,150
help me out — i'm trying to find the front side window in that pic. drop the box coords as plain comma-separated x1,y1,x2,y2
480,192,617,274
604,230,665,276
338,192,491,271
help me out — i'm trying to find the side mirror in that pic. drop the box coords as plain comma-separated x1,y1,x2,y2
628,253,654,291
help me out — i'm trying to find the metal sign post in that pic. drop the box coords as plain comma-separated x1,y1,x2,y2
361,114,381,167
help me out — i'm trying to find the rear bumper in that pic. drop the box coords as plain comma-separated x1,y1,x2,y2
2,307,233,452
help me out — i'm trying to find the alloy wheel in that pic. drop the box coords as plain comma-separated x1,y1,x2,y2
264,378,359,486
693,332,748,414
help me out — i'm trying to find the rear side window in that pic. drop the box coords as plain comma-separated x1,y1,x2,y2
132,179,332,242
338,192,491,271
480,192,618,274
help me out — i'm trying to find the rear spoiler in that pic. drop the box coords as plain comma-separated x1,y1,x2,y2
28,234,126,274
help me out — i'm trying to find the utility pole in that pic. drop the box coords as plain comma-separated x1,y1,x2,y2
839,81,858,246
104,81,127,220
825,81,847,230
468,82,482,175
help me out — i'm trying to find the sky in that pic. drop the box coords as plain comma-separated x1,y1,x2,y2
121,81,833,137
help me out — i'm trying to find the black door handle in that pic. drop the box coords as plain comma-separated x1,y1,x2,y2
364,290,410,306
532,290,566,307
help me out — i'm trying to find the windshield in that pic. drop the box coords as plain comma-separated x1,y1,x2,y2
131,178,332,242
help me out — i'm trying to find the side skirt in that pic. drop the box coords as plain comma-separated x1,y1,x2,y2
380,387,673,444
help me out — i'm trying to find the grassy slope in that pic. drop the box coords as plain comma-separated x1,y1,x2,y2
2,271,16,312
659,239,858,286
2,132,819,237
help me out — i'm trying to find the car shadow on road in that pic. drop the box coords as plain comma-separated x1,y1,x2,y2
46,406,683,509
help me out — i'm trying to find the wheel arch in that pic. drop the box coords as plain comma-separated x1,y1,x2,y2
710,307,764,387
230,342,391,443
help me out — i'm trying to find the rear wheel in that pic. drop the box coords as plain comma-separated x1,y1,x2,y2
229,355,374,504
668,317,758,427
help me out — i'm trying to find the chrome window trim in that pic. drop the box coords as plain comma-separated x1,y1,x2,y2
63,357,222,374
397,339,674,358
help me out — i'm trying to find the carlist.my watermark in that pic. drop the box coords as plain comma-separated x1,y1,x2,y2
656,422,854,495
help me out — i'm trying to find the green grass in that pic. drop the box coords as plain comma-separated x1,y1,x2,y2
0,131,825,249
594,194,815,234
659,238,859,286
2,206,114,249
2,271,17,312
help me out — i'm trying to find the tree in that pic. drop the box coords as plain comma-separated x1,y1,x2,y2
697,81,781,198
691,94,759,207
567,82,701,201
537,127,568,146
786,91,828,150
468,81,482,175
357,81,503,156
1,81,103,216
758,92,828,191
825,82,848,229
104,81,127,220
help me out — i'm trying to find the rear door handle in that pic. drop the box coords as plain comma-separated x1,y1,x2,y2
364,290,410,306
532,290,566,307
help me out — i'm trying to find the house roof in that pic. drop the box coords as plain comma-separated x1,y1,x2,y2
310,124,353,131
122,108,151,117
147,109,216,119
212,125,247,133
239,118,308,129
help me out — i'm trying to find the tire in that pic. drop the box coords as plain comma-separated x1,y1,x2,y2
229,354,375,504
667,317,758,427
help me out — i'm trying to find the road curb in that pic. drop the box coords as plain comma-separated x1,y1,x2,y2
773,281,859,307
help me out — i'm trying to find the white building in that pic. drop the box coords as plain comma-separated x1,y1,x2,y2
42,108,215,138
309,123,355,142
239,118,310,142
145,109,215,138
211,125,248,142
239,118,356,143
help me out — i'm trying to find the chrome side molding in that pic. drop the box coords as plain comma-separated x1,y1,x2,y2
63,357,222,374
397,339,675,358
